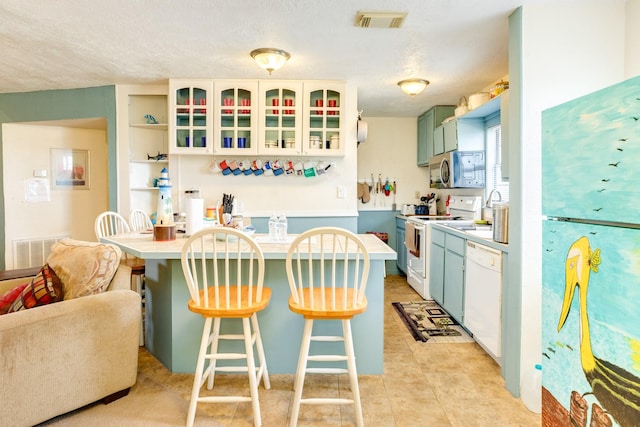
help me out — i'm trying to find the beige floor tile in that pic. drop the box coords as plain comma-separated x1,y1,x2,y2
40,275,538,427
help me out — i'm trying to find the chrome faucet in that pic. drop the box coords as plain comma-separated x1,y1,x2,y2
486,189,502,207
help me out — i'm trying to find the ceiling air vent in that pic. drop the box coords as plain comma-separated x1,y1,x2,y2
355,11,407,28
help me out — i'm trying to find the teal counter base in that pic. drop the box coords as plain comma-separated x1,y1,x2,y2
143,258,385,374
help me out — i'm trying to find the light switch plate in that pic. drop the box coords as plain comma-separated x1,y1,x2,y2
337,186,346,198
33,169,47,177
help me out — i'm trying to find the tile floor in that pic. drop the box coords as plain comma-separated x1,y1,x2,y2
144,275,540,426
42,275,540,426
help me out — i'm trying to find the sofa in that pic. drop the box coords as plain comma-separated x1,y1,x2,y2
0,239,141,426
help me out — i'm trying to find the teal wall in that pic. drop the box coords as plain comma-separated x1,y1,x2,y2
0,86,117,270
357,210,400,275
251,216,358,235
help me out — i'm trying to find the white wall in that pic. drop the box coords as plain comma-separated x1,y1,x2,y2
2,123,108,267
356,117,429,210
627,0,640,77
515,0,626,393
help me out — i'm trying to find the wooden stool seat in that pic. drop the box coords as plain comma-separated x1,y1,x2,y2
288,288,367,320
120,257,145,273
189,286,271,318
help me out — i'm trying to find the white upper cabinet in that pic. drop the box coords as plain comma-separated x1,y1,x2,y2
257,80,303,155
302,81,345,156
168,79,213,155
168,79,346,157
213,80,259,155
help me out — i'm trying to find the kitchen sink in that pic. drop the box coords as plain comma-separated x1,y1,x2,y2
447,224,494,239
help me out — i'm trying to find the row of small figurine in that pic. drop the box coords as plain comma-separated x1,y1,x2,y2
209,159,336,177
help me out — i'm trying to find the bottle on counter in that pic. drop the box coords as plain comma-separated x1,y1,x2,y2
521,364,542,413
277,213,288,241
268,213,278,240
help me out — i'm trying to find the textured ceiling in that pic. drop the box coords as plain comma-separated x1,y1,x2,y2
0,0,556,117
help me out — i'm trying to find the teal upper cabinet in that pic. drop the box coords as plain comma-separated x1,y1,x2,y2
438,117,485,153
417,113,428,166
417,105,454,166
443,119,457,152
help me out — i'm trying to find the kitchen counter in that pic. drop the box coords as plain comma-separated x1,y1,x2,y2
101,232,396,374
431,223,509,252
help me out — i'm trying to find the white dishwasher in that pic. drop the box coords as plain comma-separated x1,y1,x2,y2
464,240,502,365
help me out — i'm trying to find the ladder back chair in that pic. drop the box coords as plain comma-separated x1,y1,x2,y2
128,209,153,232
127,209,153,341
94,211,131,239
285,227,370,427
181,227,271,427
94,211,146,345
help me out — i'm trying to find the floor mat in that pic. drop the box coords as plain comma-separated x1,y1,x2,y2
392,300,474,343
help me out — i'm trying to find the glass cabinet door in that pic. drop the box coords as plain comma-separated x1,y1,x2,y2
304,83,344,156
259,81,303,154
169,80,213,155
214,80,258,155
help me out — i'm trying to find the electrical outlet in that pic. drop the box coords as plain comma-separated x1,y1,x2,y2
337,186,346,199
415,191,421,199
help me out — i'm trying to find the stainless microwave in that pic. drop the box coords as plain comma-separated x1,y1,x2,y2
429,151,485,188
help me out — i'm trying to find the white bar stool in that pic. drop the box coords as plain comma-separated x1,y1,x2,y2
181,227,271,427
285,227,370,427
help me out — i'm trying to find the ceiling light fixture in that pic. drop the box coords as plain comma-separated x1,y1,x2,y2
250,48,291,75
397,78,430,96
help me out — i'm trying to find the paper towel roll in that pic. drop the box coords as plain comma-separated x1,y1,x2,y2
185,198,204,236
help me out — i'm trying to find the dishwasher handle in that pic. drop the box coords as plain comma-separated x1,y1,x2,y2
466,241,502,271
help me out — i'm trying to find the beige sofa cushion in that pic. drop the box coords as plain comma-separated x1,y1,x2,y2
47,239,122,300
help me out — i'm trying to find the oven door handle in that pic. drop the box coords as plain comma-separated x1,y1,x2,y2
409,223,425,232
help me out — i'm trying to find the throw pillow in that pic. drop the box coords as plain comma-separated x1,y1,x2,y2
6,264,64,313
47,238,122,300
0,283,28,314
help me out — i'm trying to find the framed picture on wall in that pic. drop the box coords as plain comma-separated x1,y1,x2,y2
51,148,90,190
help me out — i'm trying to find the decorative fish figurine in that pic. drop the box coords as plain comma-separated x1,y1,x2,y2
147,151,167,161
144,114,158,124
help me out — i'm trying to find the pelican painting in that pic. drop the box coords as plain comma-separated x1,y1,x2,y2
557,237,640,425
541,76,640,426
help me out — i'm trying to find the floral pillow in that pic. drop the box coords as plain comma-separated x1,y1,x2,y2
6,264,64,313
46,239,122,300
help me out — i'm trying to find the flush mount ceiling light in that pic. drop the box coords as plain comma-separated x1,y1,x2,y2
397,78,430,96
250,48,290,75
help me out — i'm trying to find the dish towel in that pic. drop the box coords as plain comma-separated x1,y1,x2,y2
405,222,419,257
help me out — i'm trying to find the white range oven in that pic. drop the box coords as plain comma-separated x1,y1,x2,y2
405,196,481,299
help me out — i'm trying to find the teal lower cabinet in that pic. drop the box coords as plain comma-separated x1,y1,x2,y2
395,217,407,274
429,227,465,324
443,233,465,323
429,228,445,304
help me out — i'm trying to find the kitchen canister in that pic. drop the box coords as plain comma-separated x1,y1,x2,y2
401,204,415,215
454,96,469,117
468,92,490,110
492,202,509,243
